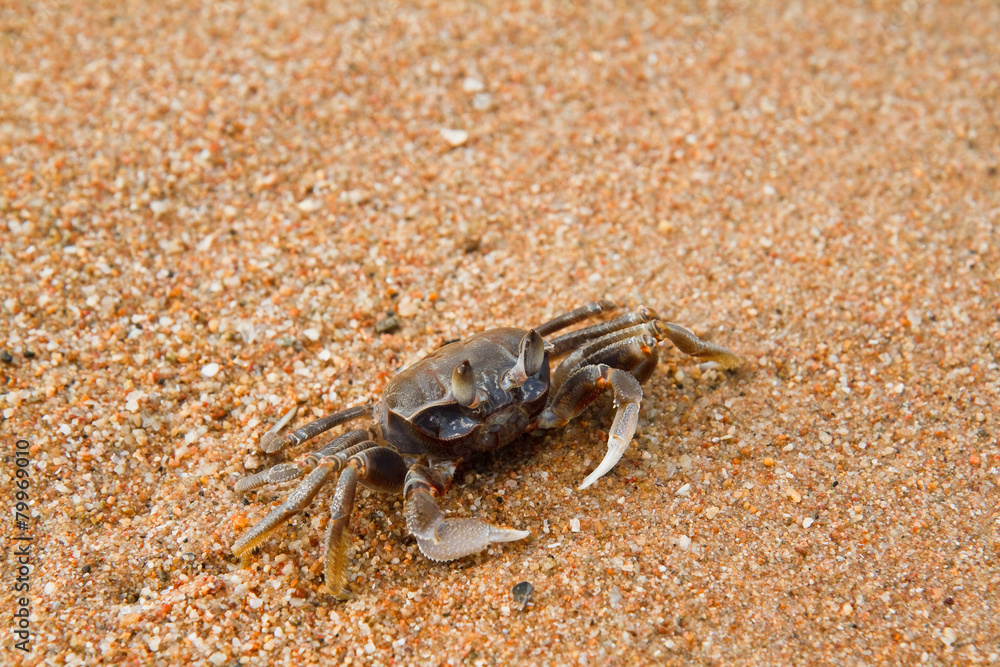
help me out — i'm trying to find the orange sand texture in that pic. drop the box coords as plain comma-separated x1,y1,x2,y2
1,1,998,665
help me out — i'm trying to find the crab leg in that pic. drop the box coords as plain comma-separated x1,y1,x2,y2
232,465,335,565
260,404,371,453
536,364,644,489
322,446,408,596
534,300,616,337
551,323,663,390
403,464,529,562
235,428,372,493
547,305,657,357
660,322,741,370
232,439,382,564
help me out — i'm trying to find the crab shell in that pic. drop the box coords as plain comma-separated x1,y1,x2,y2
377,328,550,459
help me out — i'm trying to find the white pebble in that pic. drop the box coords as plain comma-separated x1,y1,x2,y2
247,593,263,609
397,298,419,318
674,483,691,497
942,627,958,647
201,363,220,378
677,535,692,551
208,652,227,666
440,128,469,146
44,581,56,595
570,518,581,532
55,483,71,493
149,199,170,215
146,635,161,652
462,77,484,92
819,431,833,445
297,198,322,213
803,517,814,528
303,328,320,341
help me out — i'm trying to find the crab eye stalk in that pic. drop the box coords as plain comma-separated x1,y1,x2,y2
501,329,545,390
452,359,482,408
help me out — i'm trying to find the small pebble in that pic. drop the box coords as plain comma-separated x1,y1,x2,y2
462,77,484,92
375,315,399,333
297,198,322,213
0,350,12,363
201,363,220,377
397,299,419,318
440,128,469,146
511,581,533,611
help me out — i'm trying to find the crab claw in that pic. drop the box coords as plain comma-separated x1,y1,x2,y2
579,400,639,490
405,485,529,561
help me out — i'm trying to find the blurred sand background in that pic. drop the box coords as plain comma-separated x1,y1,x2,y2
1,1,999,664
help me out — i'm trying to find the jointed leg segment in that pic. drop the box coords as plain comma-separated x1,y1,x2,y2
537,364,644,489
534,300,616,337
260,404,371,453
322,446,408,596
233,405,410,596
537,305,740,489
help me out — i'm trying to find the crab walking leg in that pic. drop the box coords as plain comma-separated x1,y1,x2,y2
403,465,529,562
552,325,662,390
322,447,408,596
548,306,657,357
534,300,616,337
232,464,334,565
232,438,384,561
661,323,741,370
536,364,644,489
235,428,371,493
260,404,371,453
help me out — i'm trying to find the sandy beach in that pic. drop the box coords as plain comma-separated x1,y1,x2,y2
1,1,998,664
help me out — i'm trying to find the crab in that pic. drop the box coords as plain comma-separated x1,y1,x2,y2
232,301,740,595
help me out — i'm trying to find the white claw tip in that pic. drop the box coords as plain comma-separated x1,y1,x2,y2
489,527,531,543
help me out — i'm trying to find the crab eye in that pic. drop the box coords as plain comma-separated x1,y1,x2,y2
501,329,546,390
521,329,545,377
452,359,480,408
